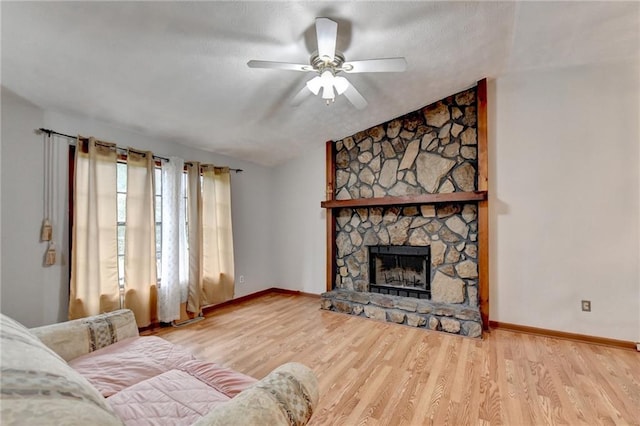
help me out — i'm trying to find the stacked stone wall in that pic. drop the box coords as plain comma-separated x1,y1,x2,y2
334,87,478,200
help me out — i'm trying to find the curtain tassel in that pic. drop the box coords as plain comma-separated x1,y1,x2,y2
41,218,52,241
44,241,57,266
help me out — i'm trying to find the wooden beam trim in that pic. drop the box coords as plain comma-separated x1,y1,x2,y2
203,288,320,314
478,201,489,330
489,321,637,351
477,78,489,192
321,191,487,209
477,78,490,330
326,141,336,292
269,288,321,298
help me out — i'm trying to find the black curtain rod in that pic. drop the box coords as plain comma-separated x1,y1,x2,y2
37,128,243,173
38,128,170,162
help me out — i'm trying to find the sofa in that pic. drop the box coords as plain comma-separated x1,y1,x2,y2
0,309,318,425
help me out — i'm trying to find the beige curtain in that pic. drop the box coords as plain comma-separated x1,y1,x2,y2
69,138,120,320
201,165,235,306
186,162,203,314
124,150,157,327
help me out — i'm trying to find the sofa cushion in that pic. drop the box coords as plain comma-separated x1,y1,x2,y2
31,309,139,362
69,336,197,397
0,313,122,426
107,369,234,426
178,359,257,399
194,362,319,426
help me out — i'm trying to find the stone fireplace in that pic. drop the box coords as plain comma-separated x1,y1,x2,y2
320,84,486,338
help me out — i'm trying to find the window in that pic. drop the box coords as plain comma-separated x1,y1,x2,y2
116,161,163,288
68,142,235,323
116,162,126,287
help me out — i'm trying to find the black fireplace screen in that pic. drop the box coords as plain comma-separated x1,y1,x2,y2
368,245,431,299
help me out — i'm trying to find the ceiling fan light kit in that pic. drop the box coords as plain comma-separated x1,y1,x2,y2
247,17,407,109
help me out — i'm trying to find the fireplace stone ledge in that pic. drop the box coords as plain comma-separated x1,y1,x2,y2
321,290,482,338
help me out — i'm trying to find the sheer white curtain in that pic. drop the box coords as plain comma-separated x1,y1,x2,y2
69,138,120,320
124,150,157,327
158,157,188,322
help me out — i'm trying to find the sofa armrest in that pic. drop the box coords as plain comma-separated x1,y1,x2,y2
30,309,139,362
194,362,319,426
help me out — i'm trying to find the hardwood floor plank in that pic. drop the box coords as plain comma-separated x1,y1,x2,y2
343,364,393,425
449,341,481,425
409,337,454,424
495,334,524,426
143,293,640,425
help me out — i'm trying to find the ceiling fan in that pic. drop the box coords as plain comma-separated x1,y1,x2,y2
247,18,407,110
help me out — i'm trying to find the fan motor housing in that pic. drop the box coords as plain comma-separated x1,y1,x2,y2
310,51,346,73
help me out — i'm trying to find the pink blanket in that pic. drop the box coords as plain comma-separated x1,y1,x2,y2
70,336,197,397
70,336,257,425
107,369,230,425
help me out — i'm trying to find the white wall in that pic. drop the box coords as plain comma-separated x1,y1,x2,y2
0,88,63,327
272,60,639,341
490,60,639,341
1,88,276,327
272,144,326,293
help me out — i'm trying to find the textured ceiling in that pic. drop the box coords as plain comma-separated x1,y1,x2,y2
2,1,638,166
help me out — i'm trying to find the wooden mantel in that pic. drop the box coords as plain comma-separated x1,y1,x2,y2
321,191,487,209
322,78,490,330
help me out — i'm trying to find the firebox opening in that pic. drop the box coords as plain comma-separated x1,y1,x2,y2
368,245,431,299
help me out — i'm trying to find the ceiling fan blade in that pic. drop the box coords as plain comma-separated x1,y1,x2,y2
342,58,407,73
247,60,311,72
291,85,312,106
316,18,338,61
342,82,368,110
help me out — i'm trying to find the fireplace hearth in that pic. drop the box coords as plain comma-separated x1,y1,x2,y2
368,246,431,299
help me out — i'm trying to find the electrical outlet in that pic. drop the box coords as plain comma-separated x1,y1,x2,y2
581,300,591,312
239,275,245,284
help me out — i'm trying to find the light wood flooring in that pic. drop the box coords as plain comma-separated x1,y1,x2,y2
144,292,639,425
